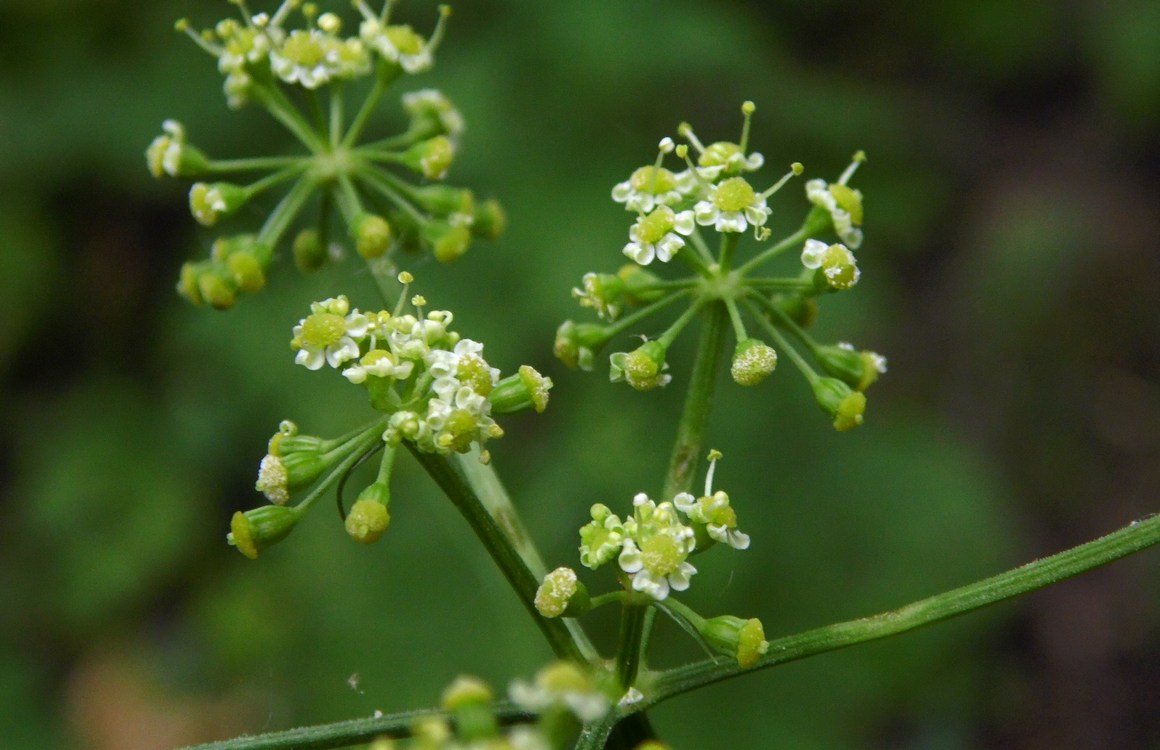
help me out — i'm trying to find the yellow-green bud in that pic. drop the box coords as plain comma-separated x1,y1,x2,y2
470,198,505,240
228,505,301,559
345,482,391,544
293,228,327,272
553,320,609,371
425,222,472,263
196,268,237,311
411,184,474,217
699,615,769,669
730,338,777,386
490,365,553,414
534,567,590,618
189,182,248,226
815,344,886,392
811,377,867,432
227,250,265,293
440,676,497,742
177,261,206,305
610,340,669,391
353,213,392,259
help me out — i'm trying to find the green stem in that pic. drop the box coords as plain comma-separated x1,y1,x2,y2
639,513,1160,708
736,224,809,275
329,84,345,149
253,83,326,152
744,298,818,384
662,301,727,499
176,704,534,750
741,278,816,292
603,291,692,342
203,155,305,174
297,421,387,514
717,232,740,274
616,598,650,689
256,175,319,249
341,65,399,148
408,446,592,663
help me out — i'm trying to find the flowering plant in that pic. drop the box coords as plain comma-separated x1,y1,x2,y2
145,3,1160,749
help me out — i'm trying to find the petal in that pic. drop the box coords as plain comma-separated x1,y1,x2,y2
672,210,695,235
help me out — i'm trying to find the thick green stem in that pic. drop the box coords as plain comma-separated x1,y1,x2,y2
638,513,1160,707
616,599,649,690
408,446,591,663
662,302,728,500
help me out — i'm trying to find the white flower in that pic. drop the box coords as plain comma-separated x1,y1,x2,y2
342,349,414,384
292,296,370,370
801,239,860,290
508,663,610,724
359,20,433,73
611,166,693,212
402,88,466,140
695,142,764,180
623,206,695,265
270,29,342,89
806,178,863,249
578,504,626,569
693,177,771,233
618,538,697,600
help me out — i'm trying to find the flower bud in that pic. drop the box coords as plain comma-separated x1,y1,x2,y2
811,377,867,432
424,221,472,263
490,365,553,414
189,182,248,226
292,228,328,272
402,135,455,179
698,615,769,668
345,481,391,544
401,88,465,141
226,249,266,293
802,239,860,291
470,198,505,240
255,446,326,505
228,505,301,560
145,120,209,178
196,268,237,311
441,676,497,741
410,184,473,217
773,294,818,328
815,343,887,392
553,320,610,371
609,340,670,391
353,213,392,259
730,338,777,386
535,567,591,618
176,261,206,306
572,272,625,321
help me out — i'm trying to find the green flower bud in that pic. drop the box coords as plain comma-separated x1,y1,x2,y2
189,182,248,226
730,338,777,386
811,377,867,432
815,344,887,392
470,198,505,240
353,213,392,259
255,446,326,505
197,268,237,311
440,675,497,742
774,294,818,328
424,221,472,263
609,340,669,391
490,365,553,414
572,272,625,321
535,567,591,618
345,482,391,544
226,250,265,293
698,615,769,669
292,229,327,272
228,505,301,560
176,261,206,306
411,184,473,217
553,320,609,371
402,135,455,179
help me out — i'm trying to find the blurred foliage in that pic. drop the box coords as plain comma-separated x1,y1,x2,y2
1,1,1158,749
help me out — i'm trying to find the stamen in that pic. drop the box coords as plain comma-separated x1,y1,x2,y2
760,162,804,199
837,150,866,185
738,101,755,153
428,5,453,53
704,449,723,496
677,122,706,154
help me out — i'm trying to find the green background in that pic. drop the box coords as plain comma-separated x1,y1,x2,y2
2,1,1159,748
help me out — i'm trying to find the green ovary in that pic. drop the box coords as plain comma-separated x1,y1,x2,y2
641,535,681,576
386,26,424,54
301,312,346,348
630,166,677,195
283,32,326,66
636,208,675,244
714,177,757,212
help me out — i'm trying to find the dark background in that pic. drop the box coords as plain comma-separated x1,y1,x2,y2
1,1,1159,748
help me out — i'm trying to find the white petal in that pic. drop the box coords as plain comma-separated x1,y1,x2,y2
801,239,828,269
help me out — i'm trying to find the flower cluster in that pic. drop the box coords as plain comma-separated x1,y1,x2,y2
291,284,550,460
555,102,886,431
226,282,551,559
572,453,748,601
149,1,504,310
364,665,611,750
